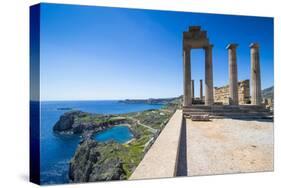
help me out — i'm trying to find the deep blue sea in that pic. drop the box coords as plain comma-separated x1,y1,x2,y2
40,100,162,185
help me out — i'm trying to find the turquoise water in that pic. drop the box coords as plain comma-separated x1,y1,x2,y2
93,125,133,143
40,100,163,184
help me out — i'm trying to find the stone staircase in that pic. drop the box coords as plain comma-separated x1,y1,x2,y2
183,105,272,119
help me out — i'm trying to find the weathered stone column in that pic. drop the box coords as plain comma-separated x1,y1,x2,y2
183,47,192,106
226,44,239,105
250,43,262,105
204,45,214,106
191,80,194,99
200,79,203,100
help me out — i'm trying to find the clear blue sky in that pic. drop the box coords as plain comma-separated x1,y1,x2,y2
39,3,273,100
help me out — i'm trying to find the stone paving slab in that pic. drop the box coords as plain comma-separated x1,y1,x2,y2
186,118,273,176
130,110,183,180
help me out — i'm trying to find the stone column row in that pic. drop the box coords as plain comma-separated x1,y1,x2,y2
184,45,214,107
190,79,203,100
226,43,262,106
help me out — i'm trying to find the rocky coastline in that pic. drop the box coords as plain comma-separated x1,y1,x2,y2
53,99,179,183
53,111,128,138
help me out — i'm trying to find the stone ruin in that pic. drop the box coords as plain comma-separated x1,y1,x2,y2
214,79,250,105
182,26,272,119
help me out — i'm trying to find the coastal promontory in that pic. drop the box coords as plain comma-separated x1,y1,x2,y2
53,111,127,134
52,98,180,182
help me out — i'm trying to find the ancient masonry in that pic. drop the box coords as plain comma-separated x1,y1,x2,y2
214,80,250,105
182,26,270,118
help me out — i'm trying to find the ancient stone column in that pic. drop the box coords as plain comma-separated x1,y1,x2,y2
191,80,194,99
250,43,262,105
204,45,214,106
200,79,203,100
226,44,239,105
183,47,192,106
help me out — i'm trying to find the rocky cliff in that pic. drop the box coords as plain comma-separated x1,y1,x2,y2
69,139,127,182
55,103,179,182
53,111,127,134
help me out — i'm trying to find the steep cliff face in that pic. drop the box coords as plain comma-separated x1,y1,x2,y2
53,111,91,133
69,139,127,182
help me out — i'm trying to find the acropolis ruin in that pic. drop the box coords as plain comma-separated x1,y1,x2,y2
182,26,270,118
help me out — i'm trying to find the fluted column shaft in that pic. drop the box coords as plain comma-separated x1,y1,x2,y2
183,47,192,106
204,45,214,106
200,79,203,100
250,43,262,105
227,44,239,105
191,80,194,99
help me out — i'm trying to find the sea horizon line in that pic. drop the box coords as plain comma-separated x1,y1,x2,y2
31,96,180,102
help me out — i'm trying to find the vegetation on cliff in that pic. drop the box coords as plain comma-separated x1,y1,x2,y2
119,96,182,105
69,140,127,182
54,98,181,182
53,111,127,135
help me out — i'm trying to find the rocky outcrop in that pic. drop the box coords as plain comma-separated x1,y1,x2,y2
53,111,90,133
69,139,127,182
53,111,127,134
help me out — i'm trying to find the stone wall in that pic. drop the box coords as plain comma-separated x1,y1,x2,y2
214,80,250,105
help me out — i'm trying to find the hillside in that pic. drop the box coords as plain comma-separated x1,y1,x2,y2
119,96,182,105
262,86,274,100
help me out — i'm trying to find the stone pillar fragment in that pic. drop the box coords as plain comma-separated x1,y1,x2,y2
204,45,214,106
226,44,239,105
200,79,203,100
191,80,194,99
250,43,262,105
183,47,192,106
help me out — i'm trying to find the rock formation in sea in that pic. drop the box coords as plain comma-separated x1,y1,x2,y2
53,111,127,135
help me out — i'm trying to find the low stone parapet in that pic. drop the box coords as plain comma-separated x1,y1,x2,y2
129,110,183,180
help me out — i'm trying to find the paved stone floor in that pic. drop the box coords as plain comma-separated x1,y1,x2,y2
182,118,273,176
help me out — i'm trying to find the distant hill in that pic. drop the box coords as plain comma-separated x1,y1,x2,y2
119,96,182,105
119,86,274,105
262,86,274,99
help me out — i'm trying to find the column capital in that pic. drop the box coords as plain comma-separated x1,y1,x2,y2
249,43,259,49
226,43,238,49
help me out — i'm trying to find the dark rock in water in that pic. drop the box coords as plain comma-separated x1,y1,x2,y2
57,107,73,110
69,139,126,182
